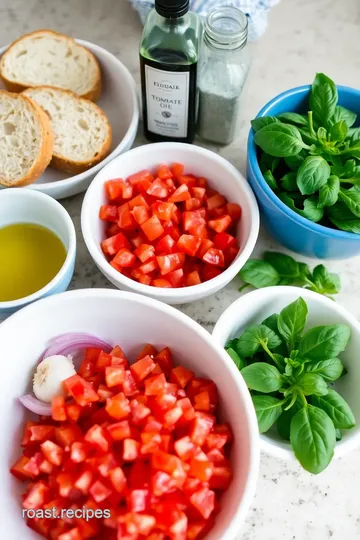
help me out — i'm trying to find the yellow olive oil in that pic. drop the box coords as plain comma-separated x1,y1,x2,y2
0,223,67,302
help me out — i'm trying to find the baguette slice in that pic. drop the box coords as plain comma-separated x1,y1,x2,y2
23,86,112,175
0,90,53,187
0,30,101,101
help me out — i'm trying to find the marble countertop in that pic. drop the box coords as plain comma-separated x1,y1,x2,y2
2,0,360,538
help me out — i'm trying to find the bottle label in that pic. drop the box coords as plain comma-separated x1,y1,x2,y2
145,65,189,138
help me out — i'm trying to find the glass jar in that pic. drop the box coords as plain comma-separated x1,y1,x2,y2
197,7,251,145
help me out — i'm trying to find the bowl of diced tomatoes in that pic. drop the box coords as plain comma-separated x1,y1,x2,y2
81,143,260,304
1,289,259,539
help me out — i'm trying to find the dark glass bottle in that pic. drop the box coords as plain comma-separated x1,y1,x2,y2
140,0,201,143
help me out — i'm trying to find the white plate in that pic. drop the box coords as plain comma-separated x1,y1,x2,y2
0,39,139,199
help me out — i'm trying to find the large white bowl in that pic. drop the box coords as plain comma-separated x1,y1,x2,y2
212,287,360,463
0,39,139,200
81,142,260,304
0,289,259,539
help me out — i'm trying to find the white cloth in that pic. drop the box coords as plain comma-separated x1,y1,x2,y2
129,0,280,41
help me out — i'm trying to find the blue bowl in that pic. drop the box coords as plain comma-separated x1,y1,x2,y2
247,84,360,259
0,189,76,320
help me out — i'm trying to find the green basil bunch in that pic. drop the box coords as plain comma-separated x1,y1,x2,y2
252,73,360,233
226,297,355,474
239,251,340,299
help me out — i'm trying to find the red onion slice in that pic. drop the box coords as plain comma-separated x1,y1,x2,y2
40,333,112,361
18,395,52,416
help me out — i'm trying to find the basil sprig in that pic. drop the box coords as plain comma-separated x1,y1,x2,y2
252,72,360,233
225,297,354,474
239,251,341,299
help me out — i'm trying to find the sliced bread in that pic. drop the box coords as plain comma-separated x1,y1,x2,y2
0,30,101,102
0,90,53,187
23,86,112,175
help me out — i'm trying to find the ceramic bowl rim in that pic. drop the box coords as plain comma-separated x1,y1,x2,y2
0,189,76,311
247,84,360,241
212,286,360,461
0,287,260,538
81,142,260,300
0,38,140,197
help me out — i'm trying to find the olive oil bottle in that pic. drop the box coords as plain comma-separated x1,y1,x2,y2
140,0,201,143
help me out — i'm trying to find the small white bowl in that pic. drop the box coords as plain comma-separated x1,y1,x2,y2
0,39,139,200
212,286,360,463
0,189,76,319
81,142,260,305
0,288,259,539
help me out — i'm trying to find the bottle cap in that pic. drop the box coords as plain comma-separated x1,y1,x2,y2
155,0,189,18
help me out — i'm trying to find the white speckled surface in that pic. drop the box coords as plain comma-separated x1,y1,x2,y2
2,0,360,538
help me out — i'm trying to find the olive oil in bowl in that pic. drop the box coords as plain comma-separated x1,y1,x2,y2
0,223,67,302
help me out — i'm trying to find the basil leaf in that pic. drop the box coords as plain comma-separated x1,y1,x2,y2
254,123,307,158
285,153,305,171
277,400,302,441
277,297,308,351
312,389,355,429
332,106,357,128
263,169,278,190
298,262,312,280
330,120,348,142
241,362,282,393
259,153,280,174
262,313,288,357
318,175,340,208
276,112,308,127
297,373,329,396
251,116,280,132
348,126,360,143
263,251,299,279
279,193,324,223
262,313,280,334
335,428,342,441
296,156,331,195
299,324,351,360
280,172,298,191
290,404,336,474
338,188,360,217
327,202,360,233
226,347,246,370
239,260,280,289
298,128,318,146
310,73,338,127
311,264,341,295
304,357,344,381
236,324,283,357
317,126,327,142
341,139,360,159
252,395,284,433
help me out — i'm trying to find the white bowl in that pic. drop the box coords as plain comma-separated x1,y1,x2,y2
81,142,260,304
0,39,139,200
0,288,259,539
212,286,360,463
0,189,76,319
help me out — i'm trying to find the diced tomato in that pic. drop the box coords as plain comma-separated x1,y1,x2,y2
224,245,239,265
101,232,130,256
186,270,202,286
170,366,194,388
105,365,125,387
122,370,139,397
209,465,232,490
202,247,225,267
203,265,222,281
174,436,198,461
131,205,149,225
128,194,149,210
84,424,110,452
190,413,215,446
152,278,172,287
66,402,82,423
55,425,82,449
99,204,118,222
157,252,185,275
139,257,158,274
106,392,131,420
107,420,131,441
131,399,151,425
89,480,112,503
51,396,67,422
155,234,176,255
131,355,156,381
151,470,175,496
189,459,214,482
227,202,242,221
63,375,99,407
208,215,232,233
207,193,226,210
152,201,176,222
141,215,164,241
70,441,88,463
190,487,215,519
10,456,35,481
41,440,63,466
123,438,140,461
113,248,136,268
183,210,205,232
179,174,196,187
128,169,154,186
108,466,127,493
167,268,184,288
156,164,173,180
147,178,169,198
168,184,190,203
214,232,237,250
177,234,201,257
134,243,155,263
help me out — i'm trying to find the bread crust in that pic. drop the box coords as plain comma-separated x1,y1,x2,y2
0,29,101,102
23,86,112,175
0,90,53,187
